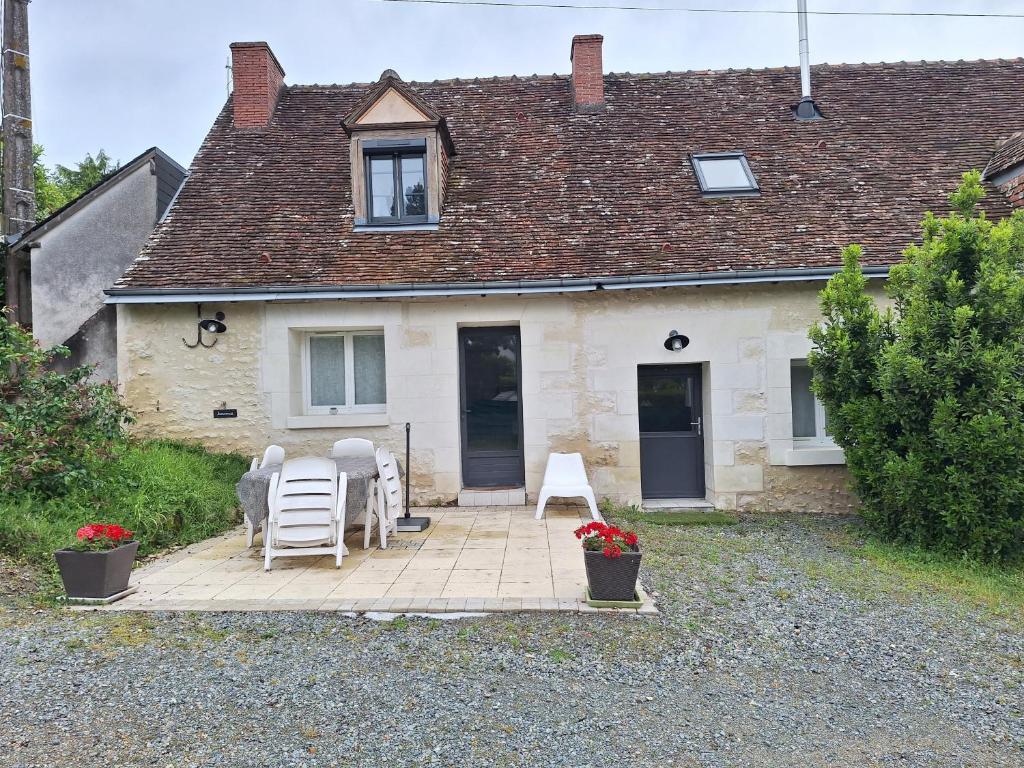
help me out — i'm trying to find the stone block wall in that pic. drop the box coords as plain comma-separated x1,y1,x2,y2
118,281,879,513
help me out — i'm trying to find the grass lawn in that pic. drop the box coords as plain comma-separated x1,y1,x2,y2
821,525,1024,623
602,502,1024,628
0,440,249,595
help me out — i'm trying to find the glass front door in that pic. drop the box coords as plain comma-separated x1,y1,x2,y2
458,327,525,488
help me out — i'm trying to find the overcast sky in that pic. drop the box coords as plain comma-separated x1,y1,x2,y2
28,0,1024,169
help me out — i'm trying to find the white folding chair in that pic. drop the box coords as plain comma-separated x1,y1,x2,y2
246,444,286,547
329,438,375,458
534,452,601,521
366,447,401,550
264,457,347,571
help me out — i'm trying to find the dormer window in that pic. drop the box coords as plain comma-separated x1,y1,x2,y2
365,139,428,224
343,70,455,231
691,152,759,197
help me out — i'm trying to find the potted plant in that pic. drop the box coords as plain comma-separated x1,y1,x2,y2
575,521,641,602
54,524,138,600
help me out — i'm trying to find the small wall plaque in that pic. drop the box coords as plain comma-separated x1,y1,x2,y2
213,408,238,419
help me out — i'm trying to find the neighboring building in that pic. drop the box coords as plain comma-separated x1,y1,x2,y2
107,39,1024,511
5,147,186,381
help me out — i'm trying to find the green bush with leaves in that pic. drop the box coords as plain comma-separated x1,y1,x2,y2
0,311,131,495
809,172,1024,563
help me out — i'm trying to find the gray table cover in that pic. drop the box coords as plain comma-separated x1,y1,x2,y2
237,455,386,531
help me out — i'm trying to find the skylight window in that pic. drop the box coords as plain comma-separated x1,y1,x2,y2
691,152,759,196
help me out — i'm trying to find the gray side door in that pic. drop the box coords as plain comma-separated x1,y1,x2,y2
638,364,705,499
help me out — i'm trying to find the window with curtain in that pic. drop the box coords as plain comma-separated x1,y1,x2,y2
790,360,832,445
306,331,386,414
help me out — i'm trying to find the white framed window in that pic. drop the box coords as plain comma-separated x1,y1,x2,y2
303,331,386,415
790,360,833,446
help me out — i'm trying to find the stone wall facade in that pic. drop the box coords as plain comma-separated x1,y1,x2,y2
117,281,882,512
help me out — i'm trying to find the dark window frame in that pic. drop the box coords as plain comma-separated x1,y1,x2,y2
690,151,760,197
363,138,428,225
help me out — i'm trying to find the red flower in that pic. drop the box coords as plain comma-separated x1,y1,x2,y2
73,523,132,550
624,532,638,546
602,544,622,559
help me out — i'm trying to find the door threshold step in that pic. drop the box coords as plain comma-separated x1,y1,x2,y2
642,498,715,511
458,488,527,507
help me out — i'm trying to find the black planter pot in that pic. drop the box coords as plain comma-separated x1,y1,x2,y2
54,541,139,599
584,546,641,602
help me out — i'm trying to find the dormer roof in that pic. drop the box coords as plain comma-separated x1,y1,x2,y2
342,71,454,154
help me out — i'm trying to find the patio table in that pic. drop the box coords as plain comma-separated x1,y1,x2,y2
237,455,399,542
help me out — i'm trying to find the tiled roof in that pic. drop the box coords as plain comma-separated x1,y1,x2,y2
985,131,1024,179
114,59,1024,292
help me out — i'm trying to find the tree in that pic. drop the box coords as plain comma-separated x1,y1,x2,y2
32,145,120,221
809,171,1024,563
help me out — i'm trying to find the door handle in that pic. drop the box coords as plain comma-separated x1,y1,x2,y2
690,416,703,436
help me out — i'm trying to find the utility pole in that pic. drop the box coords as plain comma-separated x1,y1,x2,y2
2,0,34,314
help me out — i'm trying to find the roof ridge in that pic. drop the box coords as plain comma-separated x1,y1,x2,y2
287,56,1024,92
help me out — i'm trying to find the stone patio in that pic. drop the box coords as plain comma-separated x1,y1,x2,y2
95,506,655,614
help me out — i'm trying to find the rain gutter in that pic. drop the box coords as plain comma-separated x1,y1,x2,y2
104,265,890,304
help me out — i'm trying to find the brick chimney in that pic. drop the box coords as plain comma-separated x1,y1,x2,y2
230,42,285,128
570,34,604,111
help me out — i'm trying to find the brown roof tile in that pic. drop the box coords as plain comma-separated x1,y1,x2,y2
114,59,1024,292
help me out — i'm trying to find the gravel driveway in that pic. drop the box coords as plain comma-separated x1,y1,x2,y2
1,515,1020,767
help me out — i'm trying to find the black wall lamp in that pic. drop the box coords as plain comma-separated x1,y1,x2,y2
664,329,690,352
183,304,227,348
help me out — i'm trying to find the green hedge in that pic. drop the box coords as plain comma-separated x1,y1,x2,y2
0,440,250,570
809,172,1024,563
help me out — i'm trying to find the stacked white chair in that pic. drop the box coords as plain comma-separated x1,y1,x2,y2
330,438,375,458
534,452,602,521
264,457,347,571
246,444,285,547
366,447,402,550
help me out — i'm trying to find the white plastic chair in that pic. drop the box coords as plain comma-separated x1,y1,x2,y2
246,445,286,547
366,447,401,550
534,452,601,521
329,438,375,458
264,457,347,571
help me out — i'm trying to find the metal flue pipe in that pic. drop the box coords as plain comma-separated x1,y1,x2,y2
797,0,811,100
793,0,823,120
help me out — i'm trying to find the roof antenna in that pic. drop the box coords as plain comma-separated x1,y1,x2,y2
793,0,823,120
225,55,233,97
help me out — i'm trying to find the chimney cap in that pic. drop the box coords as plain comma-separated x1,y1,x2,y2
229,41,286,77
378,69,403,82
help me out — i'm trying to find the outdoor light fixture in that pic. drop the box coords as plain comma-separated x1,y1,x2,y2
199,313,227,334
183,305,227,348
664,330,690,352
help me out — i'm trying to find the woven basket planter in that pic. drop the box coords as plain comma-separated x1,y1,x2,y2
584,546,641,602
54,541,139,599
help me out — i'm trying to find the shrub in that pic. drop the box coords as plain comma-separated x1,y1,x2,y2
0,440,250,569
0,311,130,496
809,172,1024,563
